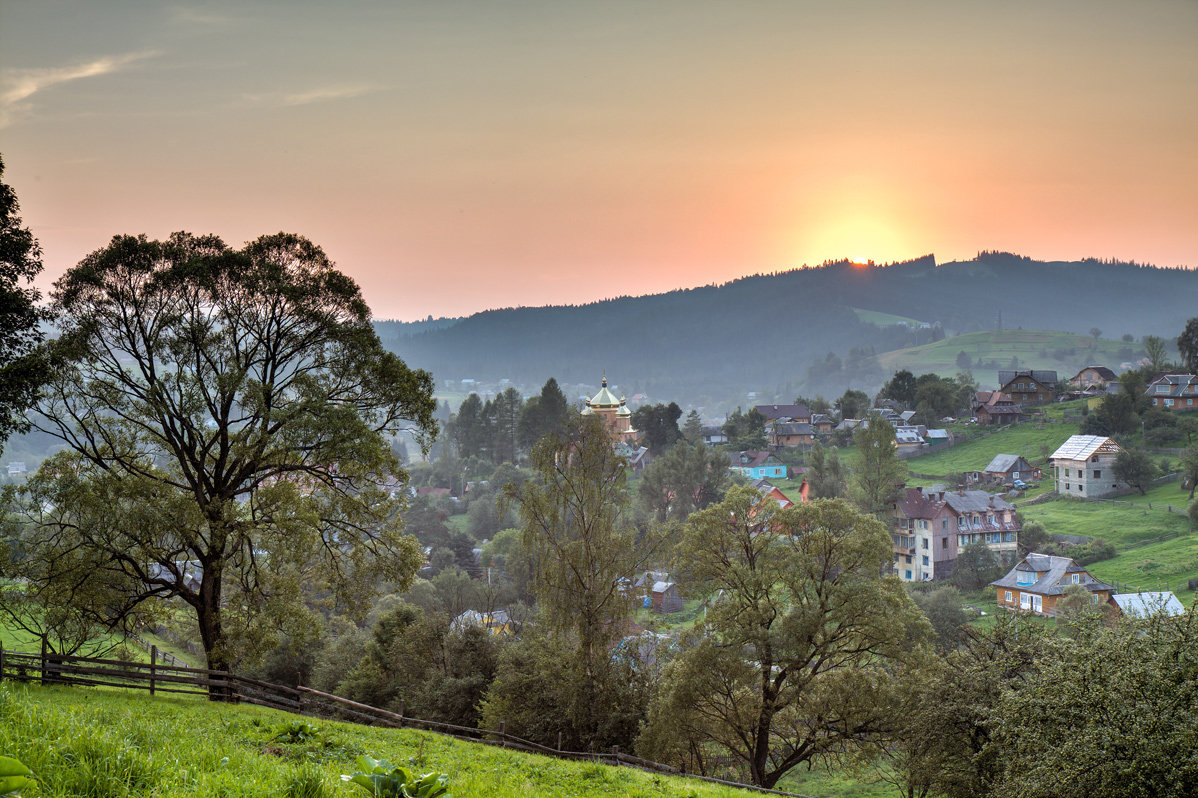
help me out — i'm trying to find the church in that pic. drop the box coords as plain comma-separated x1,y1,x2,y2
581,376,638,443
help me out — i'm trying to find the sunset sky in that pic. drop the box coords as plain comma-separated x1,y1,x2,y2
1,0,1195,319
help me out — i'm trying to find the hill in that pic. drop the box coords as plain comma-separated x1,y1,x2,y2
0,685,884,798
379,253,1197,409
872,330,1139,384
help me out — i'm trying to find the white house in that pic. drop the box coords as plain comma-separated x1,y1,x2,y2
1049,435,1126,498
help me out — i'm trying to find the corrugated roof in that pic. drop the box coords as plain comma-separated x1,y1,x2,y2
1050,435,1120,462
1112,592,1185,617
985,454,1025,473
755,404,810,421
943,490,1014,514
990,552,1115,596
998,370,1058,386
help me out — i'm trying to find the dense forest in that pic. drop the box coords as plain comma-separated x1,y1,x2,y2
377,254,1198,407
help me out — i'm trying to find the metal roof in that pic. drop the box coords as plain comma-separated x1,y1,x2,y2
1112,592,1186,617
1050,435,1120,462
985,454,1026,473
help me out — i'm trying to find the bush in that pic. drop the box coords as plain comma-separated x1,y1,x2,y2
1189,499,1198,529
1071,539,1116,566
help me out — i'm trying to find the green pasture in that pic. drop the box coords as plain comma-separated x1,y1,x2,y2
0,684,880,798
904,425,1074,478
850,307,927,327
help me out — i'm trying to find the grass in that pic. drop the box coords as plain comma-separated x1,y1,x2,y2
1018,495,1197,601
872,330,1138,383
0,683,854,798
850,307,927,328
904,423,1074,478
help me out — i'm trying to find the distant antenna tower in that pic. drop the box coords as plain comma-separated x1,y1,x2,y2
996,309,1003,332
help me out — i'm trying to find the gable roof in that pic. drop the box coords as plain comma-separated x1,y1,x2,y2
998,370,1058,386
1050,435,1121,462
651,580,676,594
1145,374,1198,398
733,450,780,468
990,552,1115,596
943,489,1014,514
1072,365,1117,381
754,403,810,421
984,454,1028,473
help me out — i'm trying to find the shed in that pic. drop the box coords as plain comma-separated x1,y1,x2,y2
1110,592,1185,618
650,581,684,613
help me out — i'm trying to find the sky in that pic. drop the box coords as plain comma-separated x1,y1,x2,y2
1,0,1196,320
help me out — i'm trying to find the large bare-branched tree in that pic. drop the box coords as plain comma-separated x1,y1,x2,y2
4,232,436,681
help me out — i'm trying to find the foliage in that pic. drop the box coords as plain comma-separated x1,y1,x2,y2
1181,444,1198,500
806,442,849,499
631,402,683,455
638,440,731,521
953,543,1003,590
910,586,970,651
880,369,917,406
638,489,930,788
1178,317,1198,372
342,755,451,798
8,232,436,681
1113,448,1156,495
517,378,570,450
0,154,47,450
1143,334,1170,372
994,612,1198,798
851,418,906,515
721,408,766,450
0,756,34,797
834,389,869,420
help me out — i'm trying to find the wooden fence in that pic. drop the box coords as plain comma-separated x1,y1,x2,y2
0,643,812,798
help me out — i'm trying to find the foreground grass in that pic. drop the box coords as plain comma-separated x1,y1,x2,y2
0,684,789,798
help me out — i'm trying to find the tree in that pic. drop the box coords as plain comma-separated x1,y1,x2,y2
502,414,666,746
995,611,1198,798
834,388,869,420
681,409,704,444
851,418,906,515
518,377,570,450
953,543,1003,590
1096,391,1138,435
911,586,970,652
1113,448,1156,495
881,369,918,407
450,393,488,459
631,402,683,455
722,407,766,450
1143,335,1169,372
807,442,848,499
0,153,47,450
638,489,929,787
638,439,731,521
1182,445,1198,500
956,350,972,369
1089,327,1102,341
1178,317,1198,373
9,232,436,682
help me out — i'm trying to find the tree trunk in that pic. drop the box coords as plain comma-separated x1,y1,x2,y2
196,563,230,701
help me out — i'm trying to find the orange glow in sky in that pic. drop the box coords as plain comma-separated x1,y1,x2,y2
1,1,1195,319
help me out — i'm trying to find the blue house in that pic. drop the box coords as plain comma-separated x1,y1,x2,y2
729,450,787,480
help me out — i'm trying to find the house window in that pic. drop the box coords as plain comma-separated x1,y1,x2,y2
1017,570,1036,586
1093,470,1101,478
1091,593,1100,604
922,555,929,566
922,538,929,549
1005,590,1013,603
1071,573,1080,584
1091,456,1099,462
905,570,912,580
1156,385,1169,393
942,537,948,548
1031,595,1042,613
1020,593,1031,608
1165,399,1174,407
905,555,912,564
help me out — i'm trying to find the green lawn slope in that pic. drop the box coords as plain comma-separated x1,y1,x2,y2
872,330,1137,383
0,684,888,798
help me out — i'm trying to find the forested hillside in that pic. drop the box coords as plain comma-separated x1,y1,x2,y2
378,254,1197,406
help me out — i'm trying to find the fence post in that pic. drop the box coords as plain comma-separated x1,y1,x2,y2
498,719,506,747
0,642,5,683
612,745,620,765
149,645,157,696
556,731,563,752
40,637,47,685
397,700,405,722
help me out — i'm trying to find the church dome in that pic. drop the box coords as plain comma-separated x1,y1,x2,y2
586,376,622,409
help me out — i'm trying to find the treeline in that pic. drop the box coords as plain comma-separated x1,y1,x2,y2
378,254,1198,404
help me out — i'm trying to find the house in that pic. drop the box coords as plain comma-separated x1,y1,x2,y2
617,444,652,472
634,570,669,589
6,462,26,477
766,420,815,448
972,391,1022,426
997,370,1057,406
924,428,951,448
1110,591,1186,618
451,609,513,635
729,450,787,480
1050,435,1126,498
751,478,793,509
1145,373,1198,411
991,553,1116,616
811,413,834,433
982,454,1041,485
892,486,1021,583
894,426,926,454
701,425,728,446
898,410,917,424
754,404,811,423
834,418,861,432
650,581,684,613
1069,365,1118,391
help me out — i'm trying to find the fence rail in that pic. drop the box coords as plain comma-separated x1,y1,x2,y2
0,643,812,798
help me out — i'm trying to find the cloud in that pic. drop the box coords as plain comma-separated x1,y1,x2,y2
1,51,161,126
243,84,381,108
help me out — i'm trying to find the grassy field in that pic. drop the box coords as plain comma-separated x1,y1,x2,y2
0,618,197,668
0,684,880,798
872,330,1138,383
904,424,1073,478
851,307,927,327
1018,493,1197,601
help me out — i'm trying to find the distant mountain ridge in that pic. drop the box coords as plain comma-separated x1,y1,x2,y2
376,253,1197,407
